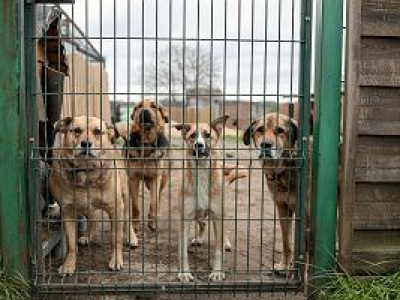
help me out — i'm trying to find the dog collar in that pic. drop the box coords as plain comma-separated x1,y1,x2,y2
124,132,169,159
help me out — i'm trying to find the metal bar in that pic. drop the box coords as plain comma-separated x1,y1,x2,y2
295,0,312,282
310,0,343,287
0,0,29,278
37,279,301,295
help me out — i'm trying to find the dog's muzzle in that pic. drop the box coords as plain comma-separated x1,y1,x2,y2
139,109,155,130
76,140,100,157
191,142,209,158
259,141,281,159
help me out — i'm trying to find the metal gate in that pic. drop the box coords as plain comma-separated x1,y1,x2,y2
26,0,312,297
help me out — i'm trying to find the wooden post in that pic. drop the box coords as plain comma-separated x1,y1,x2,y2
339,0,360,271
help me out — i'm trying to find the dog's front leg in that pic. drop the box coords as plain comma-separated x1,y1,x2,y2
276,204,293,271
123,185,138,248
106,202,124,271
148,175,162,231
210,219,225,281
191,220,206,246
58,205,77,275
129,177,140,231
178,211,193,282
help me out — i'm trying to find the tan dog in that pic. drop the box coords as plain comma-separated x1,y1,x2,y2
174,116,247,282
123,99,170,232
50,116,135,275
243,113,305,271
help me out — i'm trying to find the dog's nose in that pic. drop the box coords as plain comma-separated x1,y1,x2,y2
193,142,205,150
140,109,152,122
260,141,273,149
80,140,93,148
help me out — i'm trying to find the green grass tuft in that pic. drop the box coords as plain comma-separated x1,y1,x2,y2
317,271,400,300
0,258,30,300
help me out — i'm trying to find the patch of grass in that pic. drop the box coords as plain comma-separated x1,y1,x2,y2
317,270,400,300
0,258,30,300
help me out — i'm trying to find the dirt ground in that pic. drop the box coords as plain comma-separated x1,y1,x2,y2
40,135,304,299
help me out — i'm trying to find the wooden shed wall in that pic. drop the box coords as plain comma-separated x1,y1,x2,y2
62,53,111,124
341,0,400,273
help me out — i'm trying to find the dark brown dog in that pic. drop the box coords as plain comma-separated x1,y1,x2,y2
123,99,170,232
50,116,131,275
243,113,307,271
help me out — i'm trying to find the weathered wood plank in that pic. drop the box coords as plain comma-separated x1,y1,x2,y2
358,120,400,135
361,0,400,37
359,107,400,121
360,86,400,107
360,38,400,87
358,135,400,151
350,231,400,274
353,202,400,229
356,182,400,203
339,0,361,270
358,88,400,134
355,136,400,181
355,167,400,182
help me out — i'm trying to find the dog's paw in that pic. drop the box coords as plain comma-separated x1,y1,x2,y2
78,236,90,245
147,220,157,232
46,203,61,218
224,241,233,252
126,233,139,248
178,271,194,283
209,270,225,282
109,256,124,271
275,262,289,271
273,262,291,276
190,237,203,246
58,262,75,276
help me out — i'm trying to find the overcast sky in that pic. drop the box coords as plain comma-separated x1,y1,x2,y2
62,0,304,103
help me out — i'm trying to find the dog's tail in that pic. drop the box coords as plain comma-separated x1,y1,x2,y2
223,163,248,185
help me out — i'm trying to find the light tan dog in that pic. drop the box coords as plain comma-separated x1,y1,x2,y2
123,99,170,232
242,113,306,271
174,116,247,282
50,116,136,275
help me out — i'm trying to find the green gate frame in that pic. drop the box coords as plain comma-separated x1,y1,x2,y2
0,0,344,296
0,0,29,278
310,0,344,290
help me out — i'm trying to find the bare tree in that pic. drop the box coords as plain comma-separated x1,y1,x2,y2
144,45,221,102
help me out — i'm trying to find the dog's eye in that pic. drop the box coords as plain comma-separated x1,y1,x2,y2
93,128,104,135
256,127,265,133
274,126,286,135
72,127,82,134
204,132,211,139
189,133,196,139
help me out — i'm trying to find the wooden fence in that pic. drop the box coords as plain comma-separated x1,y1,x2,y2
62,53,111,123
340,0,400,274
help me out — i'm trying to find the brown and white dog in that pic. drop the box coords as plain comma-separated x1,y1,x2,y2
174,116,247,282
50,116,135,275
122,99,170,232
242,113,305,271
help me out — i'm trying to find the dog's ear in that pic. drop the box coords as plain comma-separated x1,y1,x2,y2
211,115,229,136
54,117,73,133
288,118,298,146
113,122,129,144
174,123,191,136
105,123,117,143
158,105,169,123
130,105,139,120
242,120,258,146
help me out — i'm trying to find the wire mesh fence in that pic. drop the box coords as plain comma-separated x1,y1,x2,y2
27,0,312,297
